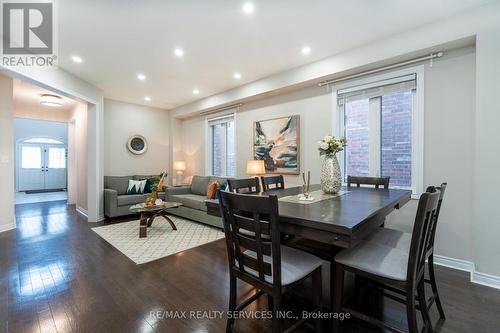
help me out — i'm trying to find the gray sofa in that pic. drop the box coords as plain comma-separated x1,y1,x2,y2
164,175,230,228
104,175,166,218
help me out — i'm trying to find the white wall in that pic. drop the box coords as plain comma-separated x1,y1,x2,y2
104,99,170,177
0,74,15,232
68,104,88,213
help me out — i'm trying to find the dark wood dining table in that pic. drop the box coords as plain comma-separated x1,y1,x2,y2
205,184,412,249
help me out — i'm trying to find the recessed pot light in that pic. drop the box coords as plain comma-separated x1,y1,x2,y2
301,46,311,55
242,2,255,14
193,89,200,95
137,73,146,81
71,56,83,63
233,72,242,80
144,96,151,102
174,48,184,58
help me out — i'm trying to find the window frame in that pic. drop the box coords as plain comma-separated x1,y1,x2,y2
331,66,424,196
205,112,237,177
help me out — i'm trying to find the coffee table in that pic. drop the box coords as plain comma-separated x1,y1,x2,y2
129,201,182,238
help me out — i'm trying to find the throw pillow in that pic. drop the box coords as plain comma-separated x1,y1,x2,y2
127,179,146,194
206,181,219,199
143,178,153,193
214,182,227,199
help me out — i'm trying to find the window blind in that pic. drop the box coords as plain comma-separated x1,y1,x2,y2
337,74,416,105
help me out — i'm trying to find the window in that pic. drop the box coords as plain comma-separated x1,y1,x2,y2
24,137,63,144
208,115,236,177
336,71,423,193
48,147,66,168
21,146,42,169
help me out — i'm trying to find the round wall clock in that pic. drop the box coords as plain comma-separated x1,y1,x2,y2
127,135,148,155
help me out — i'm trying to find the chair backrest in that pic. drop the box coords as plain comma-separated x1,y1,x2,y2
227,178,261,194
425,182,447,255
218,190,281,287
261,175,285,191
407,189,441,285
347,176,390,189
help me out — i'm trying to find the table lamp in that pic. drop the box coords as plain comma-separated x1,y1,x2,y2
173,160,186,186
246,160,265,177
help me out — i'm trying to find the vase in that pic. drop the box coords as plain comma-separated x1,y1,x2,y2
320,154,342,194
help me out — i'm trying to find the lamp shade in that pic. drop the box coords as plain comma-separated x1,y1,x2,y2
246,160,265,175
173,160,186,172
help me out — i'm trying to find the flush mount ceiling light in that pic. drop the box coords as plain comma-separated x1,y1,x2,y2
301,46,311,55
71,55,83,63
40,94,63,107
137,73,146,81
174,48,184,58
242,2,255,14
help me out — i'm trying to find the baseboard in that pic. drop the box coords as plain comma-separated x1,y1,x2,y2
472,271,500,289
433,254,500,290
76,206,88,218
433,254,475,272
0,222,16,233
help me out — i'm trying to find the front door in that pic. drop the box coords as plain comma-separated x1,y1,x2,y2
18,143,67,191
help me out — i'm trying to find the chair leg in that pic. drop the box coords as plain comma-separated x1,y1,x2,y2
428,255,446,319
417,279,434,333
272,294,282,333
227,275,237,333
332,263,344,333
406,286,418,333
267,294,274,311
312,268,322,332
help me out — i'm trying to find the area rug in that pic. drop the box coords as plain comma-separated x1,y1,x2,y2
92,216,225,264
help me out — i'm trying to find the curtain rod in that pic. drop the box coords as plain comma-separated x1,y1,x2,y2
199,103,243,116
318,51,444,87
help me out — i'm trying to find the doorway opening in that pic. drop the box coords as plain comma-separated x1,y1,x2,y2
13,79,88,207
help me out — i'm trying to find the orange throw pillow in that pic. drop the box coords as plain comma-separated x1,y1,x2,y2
206,181,219,199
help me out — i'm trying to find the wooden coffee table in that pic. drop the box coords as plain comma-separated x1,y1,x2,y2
129,202,182,238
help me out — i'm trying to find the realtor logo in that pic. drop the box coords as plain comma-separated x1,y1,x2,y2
1,0,58,67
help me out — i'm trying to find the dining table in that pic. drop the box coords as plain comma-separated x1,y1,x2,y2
205,184,412,249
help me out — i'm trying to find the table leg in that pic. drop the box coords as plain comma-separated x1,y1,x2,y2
158,212,177,231
139,213,148,238
147,215,155,227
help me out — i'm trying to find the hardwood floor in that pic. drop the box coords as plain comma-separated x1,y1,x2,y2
1,200,499,332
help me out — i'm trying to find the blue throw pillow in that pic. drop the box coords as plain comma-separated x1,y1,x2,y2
215,183,227,199
143,179,153,193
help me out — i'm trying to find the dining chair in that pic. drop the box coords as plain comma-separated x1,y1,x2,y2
261,175,285,191
347,176,390,189
218,190,323,333
364,182,448,320
227,177,261,194
333,189,441,333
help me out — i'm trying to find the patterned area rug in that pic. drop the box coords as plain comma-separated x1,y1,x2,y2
92,216,225,264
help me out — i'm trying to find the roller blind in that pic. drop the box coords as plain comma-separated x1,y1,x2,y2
337,74,416,105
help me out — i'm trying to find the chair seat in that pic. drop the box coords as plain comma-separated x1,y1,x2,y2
365,228,412,251
335,241,408,281
240,246,323,286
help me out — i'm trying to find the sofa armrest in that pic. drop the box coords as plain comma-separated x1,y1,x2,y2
104,188,118,217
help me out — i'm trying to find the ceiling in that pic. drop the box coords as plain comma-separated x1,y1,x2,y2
58,0,490,110
14,79,80,113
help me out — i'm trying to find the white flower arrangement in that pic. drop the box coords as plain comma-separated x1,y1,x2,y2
318,135,346,156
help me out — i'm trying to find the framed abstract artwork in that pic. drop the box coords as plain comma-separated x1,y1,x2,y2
254,115,300,174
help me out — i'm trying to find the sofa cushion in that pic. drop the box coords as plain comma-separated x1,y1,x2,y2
105,176,132,195
133,175,155,180
191,176,211,196
169,194,207,211
117,194,147,207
